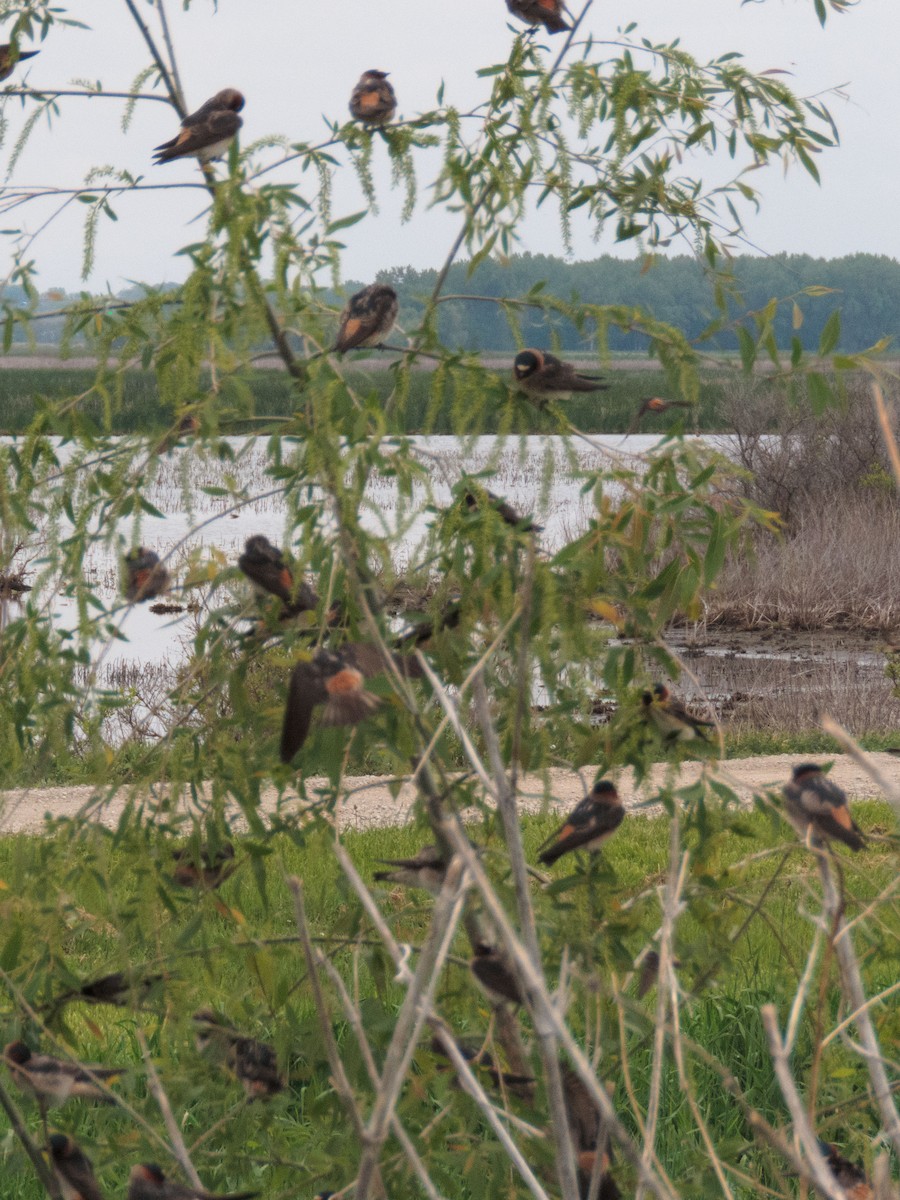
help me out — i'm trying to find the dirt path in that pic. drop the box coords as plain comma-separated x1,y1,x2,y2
0,753,893,836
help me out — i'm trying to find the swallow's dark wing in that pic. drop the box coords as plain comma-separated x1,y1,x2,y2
153,110,241,163
538,799,624,864
280,661,328,762
232,1036,283,1099
343,641,424,680
471,953,523,1005
789,778,865,850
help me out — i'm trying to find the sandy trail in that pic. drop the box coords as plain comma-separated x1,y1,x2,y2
0,753,893,836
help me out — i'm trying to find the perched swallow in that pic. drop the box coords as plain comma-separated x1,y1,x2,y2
627,396,693,434
127,1163,258,1200
0,572,30,600
153,88,244,165
172,841,236,889
429,1034,534,1093
348,70,397,126
156,413,200,455
47,1133,104,1200
393,601,462,652
3,1041,123,1106
538,780,624,866
576,1152,621,1200
641,683,714,744
783,765,865,852
374,845,447,894
0,44,39,82
124,548,171,603
193,1010,284,1099
463,488,543,532
280,643,421,762
237,534,322,619
47,969,163,1017
505,0,570,33
513,349,608,404
817,1141,873,1200
470,944,523,1007
332,283,399,355
561,1068,620,1200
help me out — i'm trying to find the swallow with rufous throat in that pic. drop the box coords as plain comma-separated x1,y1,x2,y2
463,486,543,532
280,643,421,763
374,845,448,894
561,1067,621,1200
817,1141,873,1200
153,89,244,165
641,682,714,744
538,780,624,865
332,283,399,355
505,0,570,34
3,1041,124,1106
124,548,171,603
783,764,865,852
193,1010,284,1099
470,943,523,1007
513,349,608,404
47,1133,104,1200
172,841,236,889
627,396,693,434
349,70,397,126
127,1163,258,1200
237,534,321,618
0,44,38,82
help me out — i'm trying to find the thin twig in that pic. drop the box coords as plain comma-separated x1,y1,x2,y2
819,714,900,820
136,1027,203,1190
0,1077,63,1200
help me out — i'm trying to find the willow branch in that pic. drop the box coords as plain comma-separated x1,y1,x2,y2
0,1077,63,1200
136,1027,203,1190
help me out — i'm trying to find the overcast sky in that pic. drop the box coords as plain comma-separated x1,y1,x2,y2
2,0,898,293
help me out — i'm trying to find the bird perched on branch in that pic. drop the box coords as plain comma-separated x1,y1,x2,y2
817,1141,873,1200
641,683,714,744
463,486,543,532
193,1010,284,1099
505,0,570,34
513,349,608,404
128,1163,259,1200
124,548,171,603
627,396,693,434
238,534,333,624
153,88,244,165
47,1133,104,1200
331,283,399,355
783,764,865,852
429,1034,534,1094
280,643,421,762
3,1041,124,1106
374,845,449,894
349,69,397,126
45,969,163,1019
561,1067,621,1200
470,943,523,1007
172,841,236,889
538,780,624,866
0,44,38,82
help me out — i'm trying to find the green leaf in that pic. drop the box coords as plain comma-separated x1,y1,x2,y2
818,308,841,356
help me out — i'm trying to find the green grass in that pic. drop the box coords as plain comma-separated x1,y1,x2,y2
0,802,896,1199
0,365,727,436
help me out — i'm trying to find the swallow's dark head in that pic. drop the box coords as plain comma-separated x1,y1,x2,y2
4,1041,31,1064
513,349,543,380
591,780,619,801
133,1163,166,1185
314,1192,336,1200
125,546,159,568
472,941,495,958
368,283,398,305
193,1008,222,1028
312,648,349,678
243,534,277,562
216,88,245,112
47,1133,74,1158
652,683,670,701
362,69,389,80
792,763,823,781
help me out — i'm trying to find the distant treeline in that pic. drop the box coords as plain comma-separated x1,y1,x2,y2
358,252,900,354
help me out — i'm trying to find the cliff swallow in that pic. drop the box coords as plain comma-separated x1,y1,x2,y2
374,845,448,894
817,1141,872,1200
3,1041,123,1106
561,1068,620,1200
127,1163,258,1200
156,413,200,455
348,70,397,126
513,349,608,404
47,1133,104,1200
0,572,30,600
505,0,570,33
0,45,38,82
47,969,163,1017
237,535,320,616
172,841,236,889
193,1010,284,1099
783,765,865,852
538,781,624,865
463,487,543,532
429,1035,534,1093
280,643,421,763
576,1152,621,1200
470,944,523,1007
627,396,693,434
641,683,714,743
153,88,244,165
124,548,171,603
332,283,399,355
393,601,462,652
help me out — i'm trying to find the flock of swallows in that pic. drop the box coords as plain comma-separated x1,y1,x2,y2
0,9,879,1200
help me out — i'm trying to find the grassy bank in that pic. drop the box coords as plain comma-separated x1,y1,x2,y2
2,802,896,1199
